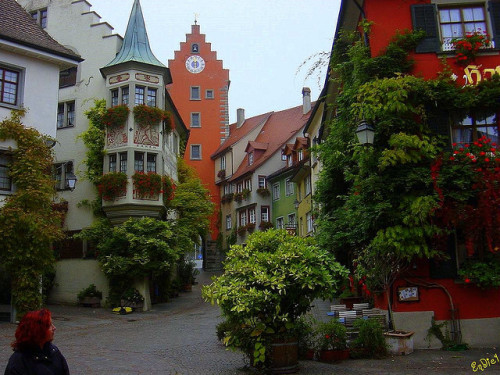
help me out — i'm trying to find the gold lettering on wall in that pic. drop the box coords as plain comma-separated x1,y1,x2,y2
463,65,500,86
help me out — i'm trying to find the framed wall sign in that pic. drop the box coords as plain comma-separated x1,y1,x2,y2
397,286,419,302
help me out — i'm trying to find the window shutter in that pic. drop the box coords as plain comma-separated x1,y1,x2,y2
427,109,452,151
489,1,500,48
411,4,440,53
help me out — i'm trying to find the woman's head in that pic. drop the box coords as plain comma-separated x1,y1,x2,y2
12,309,55,350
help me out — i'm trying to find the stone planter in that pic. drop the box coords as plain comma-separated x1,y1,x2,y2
318,349,350,362
384,331,415,355
80,296,101,308
120,300,144,311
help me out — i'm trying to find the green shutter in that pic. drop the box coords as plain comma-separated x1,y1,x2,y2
411,4,441,53
489,1,500,48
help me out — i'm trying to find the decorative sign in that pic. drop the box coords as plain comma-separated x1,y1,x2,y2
109,73,130,85
135,73,159,84
452,65,500,86
397,286,419,302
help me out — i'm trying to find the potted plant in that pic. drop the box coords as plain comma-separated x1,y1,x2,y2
120,288,144,310
246,223,256,233
97,172,128,201
77,284,102,307
257,187,270,197
237,226,247,236
451,31,492,66
234,192,244,203
350,318,388,359
102,104,129,128
132,171,162,199
178,259,199,292
315,319,349,362
202,229,348,373
133,104,170,127
217,169,226,179
258,221,274,231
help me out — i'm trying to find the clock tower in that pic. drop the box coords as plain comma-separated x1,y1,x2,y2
168,23,229,265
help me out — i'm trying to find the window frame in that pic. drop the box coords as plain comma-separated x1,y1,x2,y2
119,152,128,173
451,112,499,145
190,86,201,100
57,100,76,129
205,89,214,99
272,182,280,201
53,161,75,191
0,152,13,192
285,178,294,196
0,66,22,107
226,214,232,230
30,8,48,28
190,112,201,128
109,153,117,172
276,216,284,229
261,206,270,223
190,144,202,160
258,175,267,189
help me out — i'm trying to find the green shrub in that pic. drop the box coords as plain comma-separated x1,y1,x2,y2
351,318,387,358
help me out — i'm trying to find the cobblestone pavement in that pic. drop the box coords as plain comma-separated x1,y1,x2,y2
1,270,499,374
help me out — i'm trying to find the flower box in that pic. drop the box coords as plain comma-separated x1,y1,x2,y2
318,349,350,362
80,296,101,307
133,104,171,128
98,172,128,201
132,172,162,199
102,104,129,128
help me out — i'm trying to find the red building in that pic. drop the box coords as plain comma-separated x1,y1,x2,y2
331,0,500,347
168,23,230,263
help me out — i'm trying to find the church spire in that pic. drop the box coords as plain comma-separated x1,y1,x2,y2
104,0,165,69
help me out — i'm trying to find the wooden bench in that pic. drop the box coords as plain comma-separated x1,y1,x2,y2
327,304,347,317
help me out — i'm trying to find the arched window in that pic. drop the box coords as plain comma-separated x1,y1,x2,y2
191,43,199,53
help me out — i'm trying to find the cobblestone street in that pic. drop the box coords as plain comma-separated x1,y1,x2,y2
1,270,498,374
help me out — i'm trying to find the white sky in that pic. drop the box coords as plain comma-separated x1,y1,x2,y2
90,0,340,123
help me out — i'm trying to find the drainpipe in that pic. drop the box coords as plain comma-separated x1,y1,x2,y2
351,0,370,48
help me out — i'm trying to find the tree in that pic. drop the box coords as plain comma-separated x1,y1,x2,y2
0,110,64,317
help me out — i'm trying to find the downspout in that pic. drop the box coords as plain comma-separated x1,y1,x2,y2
351,0,370,48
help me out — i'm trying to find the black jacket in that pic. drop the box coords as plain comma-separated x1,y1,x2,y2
4,342,70,375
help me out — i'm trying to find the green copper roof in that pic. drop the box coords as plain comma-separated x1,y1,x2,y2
104,0,165,68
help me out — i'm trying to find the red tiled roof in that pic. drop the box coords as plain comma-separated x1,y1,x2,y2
245,141,268,153
229,103,314,181
0,0,82,62
211,112,273,158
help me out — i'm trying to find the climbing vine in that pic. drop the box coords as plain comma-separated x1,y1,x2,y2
0,110,64,317
315,24,500,291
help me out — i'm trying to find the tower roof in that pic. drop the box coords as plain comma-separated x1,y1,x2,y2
104,0,165,69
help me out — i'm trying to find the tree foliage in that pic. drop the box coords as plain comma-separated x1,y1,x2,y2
0,110,64,317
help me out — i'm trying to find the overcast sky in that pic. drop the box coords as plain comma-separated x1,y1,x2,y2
90,0,340,123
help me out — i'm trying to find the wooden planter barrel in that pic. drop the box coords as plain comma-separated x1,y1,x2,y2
270,338,299,374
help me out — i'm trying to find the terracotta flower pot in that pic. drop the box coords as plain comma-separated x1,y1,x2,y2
319,349,350,362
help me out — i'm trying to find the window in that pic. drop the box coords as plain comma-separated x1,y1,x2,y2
109,154,117,172
147,153,157,173
190,144,201,160
239,210,247,227
276,217,284,229
221,155,226,170
287,154,292,167
285,178,294,196
57,101,75,129
281,149,287,161
226,214,232,230
244,178,252,191
298,149,304,161
439,6,487,47
0,67,20,106
261,206,270,222
236,182,243,193
206,90,214,99
59,67,77,88
172,133,179,155
411,3,499,53
147,88,157,107
135,86,145,105
224,184,232,195
191,112,201,128
306,212,314,233
190,86,201,100
288,213,296,226
249,208,256,224
111,89,119,107
258,176,266,189
134,152,144,172
248,152,254,165
305,176,311,196
452,113,498,145
119,152,127,173
0,153,12,191
31,8,47,28
272,183,280,200
191,43,199,53
54,162,74,191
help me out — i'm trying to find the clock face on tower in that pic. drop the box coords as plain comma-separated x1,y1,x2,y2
185,55,206,74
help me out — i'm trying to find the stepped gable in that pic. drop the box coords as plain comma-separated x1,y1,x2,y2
211,112,273,159
229,104,314,181
0,0,82,61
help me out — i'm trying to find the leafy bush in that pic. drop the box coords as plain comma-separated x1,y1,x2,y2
202,229,348,367
77,284,102,301
351,318,387,358
315,319,347,351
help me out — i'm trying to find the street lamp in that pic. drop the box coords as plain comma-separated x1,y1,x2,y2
66,171,77,191
356,119,375,145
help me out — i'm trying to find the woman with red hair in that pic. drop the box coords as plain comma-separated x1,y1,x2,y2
4,309,69,375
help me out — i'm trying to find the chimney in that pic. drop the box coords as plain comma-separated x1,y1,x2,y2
302,87,311,114
236,108,245,128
